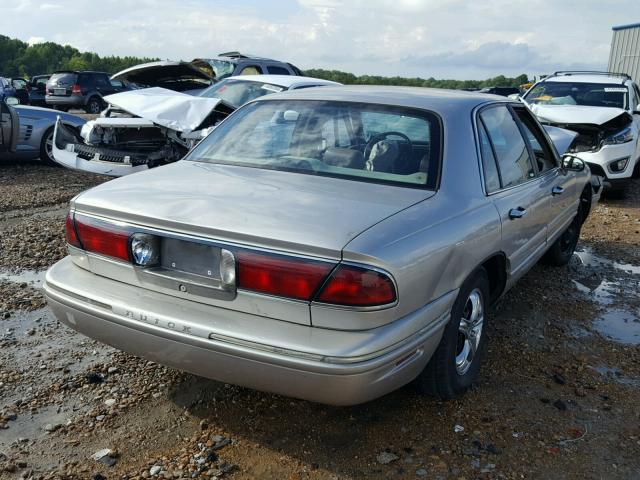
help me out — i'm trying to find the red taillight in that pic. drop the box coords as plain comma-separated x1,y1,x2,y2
236,250,334,301
74,216,131,262
71,84,81,94
316,265,396,306
65,213,81,248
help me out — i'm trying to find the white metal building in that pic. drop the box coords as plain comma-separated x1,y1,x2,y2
608,23,640,84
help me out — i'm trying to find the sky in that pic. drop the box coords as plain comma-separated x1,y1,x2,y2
1,0,636,80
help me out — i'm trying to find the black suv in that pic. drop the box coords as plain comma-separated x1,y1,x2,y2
190,52,303,80
46,71,129,113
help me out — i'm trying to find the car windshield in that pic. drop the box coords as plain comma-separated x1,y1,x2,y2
198,79,285,107
524,81,628,109
187,100,441,189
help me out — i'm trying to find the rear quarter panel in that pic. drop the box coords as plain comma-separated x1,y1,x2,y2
312,106,503,329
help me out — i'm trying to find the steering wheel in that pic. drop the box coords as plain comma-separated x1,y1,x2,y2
363,131,413,170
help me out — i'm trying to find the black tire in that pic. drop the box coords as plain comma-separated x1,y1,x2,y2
541,202,583,266
85,96,102,114
414,268,490,399
39,127,58,167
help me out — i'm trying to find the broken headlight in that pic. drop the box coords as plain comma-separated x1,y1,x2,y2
602,126,633,146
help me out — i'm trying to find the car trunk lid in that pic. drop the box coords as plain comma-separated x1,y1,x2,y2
73,160,434,259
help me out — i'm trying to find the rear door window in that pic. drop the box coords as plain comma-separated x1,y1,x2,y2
513,107,557,173
94,75,111,88
267,65,290,75
78,74,93,88
479,106,535,188
239,65,261,75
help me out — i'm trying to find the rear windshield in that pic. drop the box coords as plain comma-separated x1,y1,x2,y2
199,79,285,107
524,81,628,109
48,73,77,85
187,100,441,189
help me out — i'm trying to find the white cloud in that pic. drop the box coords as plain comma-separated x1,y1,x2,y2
0,0,632,79
27,36,45,45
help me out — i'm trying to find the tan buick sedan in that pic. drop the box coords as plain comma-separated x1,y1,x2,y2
45,86,599,405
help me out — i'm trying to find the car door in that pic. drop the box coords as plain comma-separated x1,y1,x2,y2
96,74,115,95
511,105,578,243
0,98,20,153
478,104,549,279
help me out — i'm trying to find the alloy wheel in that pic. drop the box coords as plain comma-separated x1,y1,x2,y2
455,288,484,375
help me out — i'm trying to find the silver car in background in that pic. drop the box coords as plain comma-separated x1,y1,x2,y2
0,104,85,165
45,87,597,405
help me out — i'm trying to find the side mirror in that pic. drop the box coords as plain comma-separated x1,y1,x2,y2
5,96,19,106
562,154,585,172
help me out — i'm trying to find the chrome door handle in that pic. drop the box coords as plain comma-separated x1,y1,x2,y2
509,207,527,219
552,186,564,195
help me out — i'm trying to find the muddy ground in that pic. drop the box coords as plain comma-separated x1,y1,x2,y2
0,160,639,480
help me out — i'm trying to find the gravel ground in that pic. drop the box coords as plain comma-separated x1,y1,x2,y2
0,160,639,479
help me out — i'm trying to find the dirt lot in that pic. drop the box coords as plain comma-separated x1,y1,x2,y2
0,160,639,480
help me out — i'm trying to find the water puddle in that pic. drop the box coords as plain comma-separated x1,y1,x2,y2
574,247,640,275
590,365,640,388
572,279,618,306
593,308,640,345
0,268,46,287
0,405,69,450
1,308,114,406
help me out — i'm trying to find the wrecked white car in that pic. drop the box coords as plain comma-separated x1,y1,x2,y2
52,75,339,176
522,71,640,193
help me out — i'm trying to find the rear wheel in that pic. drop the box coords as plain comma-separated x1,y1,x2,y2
542,202,582,266
85,96,102,114
414,268,489,399
39,127,58,166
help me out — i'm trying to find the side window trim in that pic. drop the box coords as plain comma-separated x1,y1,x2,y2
478,116,503,191
511,104,561,173
506,104,540,176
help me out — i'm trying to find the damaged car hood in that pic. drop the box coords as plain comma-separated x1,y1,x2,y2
104,87,229,132
527,104,632,126
111,61,213,86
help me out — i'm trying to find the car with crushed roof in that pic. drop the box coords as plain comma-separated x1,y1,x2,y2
45,86,600,405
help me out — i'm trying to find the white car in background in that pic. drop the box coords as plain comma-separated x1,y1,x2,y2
521,71,640,194
51,75,340,176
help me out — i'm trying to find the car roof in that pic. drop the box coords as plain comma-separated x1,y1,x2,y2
543,74,629,85
52,70,108,75
250,85,508,111
223,75,340,88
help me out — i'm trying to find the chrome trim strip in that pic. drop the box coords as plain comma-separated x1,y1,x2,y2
44,279,447,369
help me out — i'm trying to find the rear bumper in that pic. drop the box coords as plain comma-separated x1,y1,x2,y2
44,257,450,405
45,95,85,107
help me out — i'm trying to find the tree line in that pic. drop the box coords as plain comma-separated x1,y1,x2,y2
305,69,530,89
0,35,157,77
0,34,530,88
